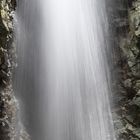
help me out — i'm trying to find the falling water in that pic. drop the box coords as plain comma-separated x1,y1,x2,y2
14,0,116,140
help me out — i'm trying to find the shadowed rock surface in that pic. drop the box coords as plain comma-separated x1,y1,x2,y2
109,0,140,139
0,0,29,139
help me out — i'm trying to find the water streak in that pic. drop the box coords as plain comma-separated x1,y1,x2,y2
14,0,115,139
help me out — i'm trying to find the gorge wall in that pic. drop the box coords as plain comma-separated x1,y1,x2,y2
0,0,29,139
0,0,17,139
110,0,140,139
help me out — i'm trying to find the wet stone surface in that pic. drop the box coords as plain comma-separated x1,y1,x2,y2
0,0,29,139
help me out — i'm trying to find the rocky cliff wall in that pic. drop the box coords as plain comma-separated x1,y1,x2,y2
0,0,29,140
110,0,140,139
0,0,18,139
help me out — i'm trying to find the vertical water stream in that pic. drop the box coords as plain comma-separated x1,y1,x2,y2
14,0,116,140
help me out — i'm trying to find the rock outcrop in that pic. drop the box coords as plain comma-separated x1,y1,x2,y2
0,0,29,139
0,0,17,139
110,0,140,139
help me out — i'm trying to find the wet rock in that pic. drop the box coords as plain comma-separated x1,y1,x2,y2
129,1,140,37
124,79,132,87
111,0,140,139
0,0,21,139
0,0,30,139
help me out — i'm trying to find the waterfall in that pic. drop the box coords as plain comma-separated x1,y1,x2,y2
14,0,116,139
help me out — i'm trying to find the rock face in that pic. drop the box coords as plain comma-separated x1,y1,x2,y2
0,0,30,140
0,0,18,139
110,0,140,139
